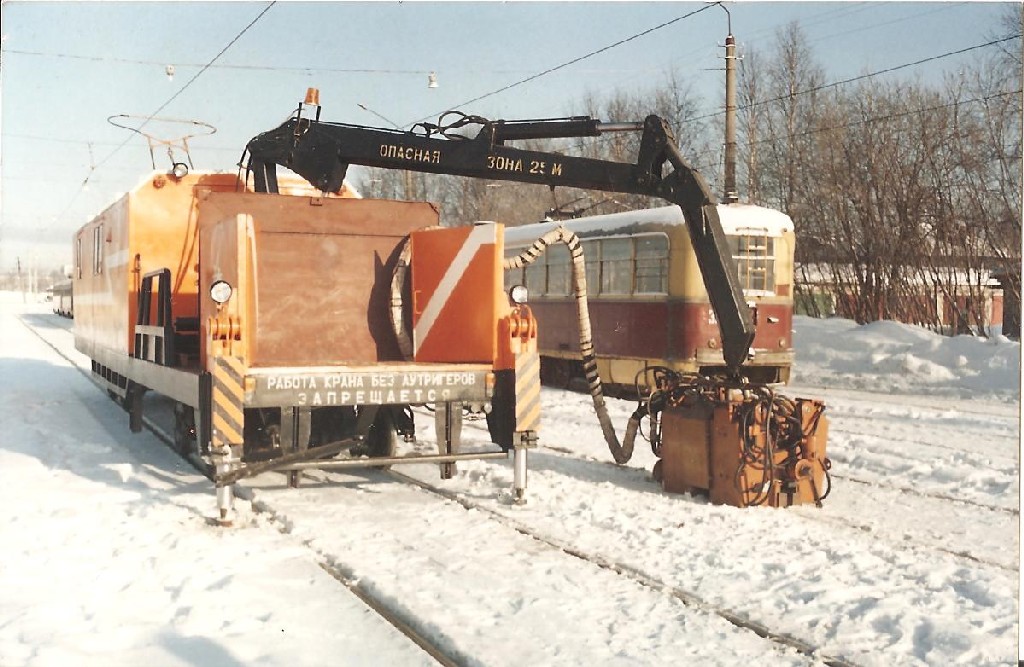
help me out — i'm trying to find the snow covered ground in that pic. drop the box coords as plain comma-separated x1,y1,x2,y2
1,294,1019,666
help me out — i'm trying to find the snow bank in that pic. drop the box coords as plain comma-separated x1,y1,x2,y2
791,315,1021,399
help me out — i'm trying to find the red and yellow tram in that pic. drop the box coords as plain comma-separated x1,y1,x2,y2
503,203,796,390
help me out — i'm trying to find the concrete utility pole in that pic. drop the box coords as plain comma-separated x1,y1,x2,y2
723,31,739,204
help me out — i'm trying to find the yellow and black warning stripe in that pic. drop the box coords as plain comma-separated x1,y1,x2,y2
211,355,245,447
514,349,541,433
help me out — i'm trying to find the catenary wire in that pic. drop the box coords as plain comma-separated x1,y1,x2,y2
404,2,721,129
690,34,1022,123
41,2,276,235
584,33,1021,152
683,88,1022,178
3,48,432,75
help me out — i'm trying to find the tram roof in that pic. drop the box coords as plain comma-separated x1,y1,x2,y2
503,203,793,246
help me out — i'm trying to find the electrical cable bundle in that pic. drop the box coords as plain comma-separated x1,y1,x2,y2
630,367,832,506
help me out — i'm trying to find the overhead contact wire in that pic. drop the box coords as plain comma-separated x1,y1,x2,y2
44,2,276,235
692,34,1022,123
406,2,720,128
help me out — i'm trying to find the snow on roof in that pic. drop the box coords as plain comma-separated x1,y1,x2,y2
717,203,795,234
503,203,793,246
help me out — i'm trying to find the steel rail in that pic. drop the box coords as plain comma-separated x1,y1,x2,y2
828,423,1020,462
276,450,509,471
832,473,1018,516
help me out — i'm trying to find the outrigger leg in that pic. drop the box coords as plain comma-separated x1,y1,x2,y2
512,430,536,505
213,444,240,527
435,401,463,480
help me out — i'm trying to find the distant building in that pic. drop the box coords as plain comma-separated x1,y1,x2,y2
990,267,1021,339
795,262,1018,338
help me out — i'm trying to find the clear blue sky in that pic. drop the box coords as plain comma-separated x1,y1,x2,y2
0,1,1014,273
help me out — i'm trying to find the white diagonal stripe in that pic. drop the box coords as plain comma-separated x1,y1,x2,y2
414,224,496,354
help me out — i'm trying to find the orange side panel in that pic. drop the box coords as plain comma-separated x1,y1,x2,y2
73,172,241,360
410,225,504,364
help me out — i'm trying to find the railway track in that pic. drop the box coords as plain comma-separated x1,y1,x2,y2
144,419,470,666
456,408,1018,568
150,423,855,667
21,313,1016,665
146,412,468,666
533,439,1018,570
20,314,464,666
505,422,1019,518
788,384,1021,419
27,317,830,665
831,469,1015,516
830,472,1018,516
828,421,1019,462
800,510,1015,572
831,426,1015,461
377,466,859,667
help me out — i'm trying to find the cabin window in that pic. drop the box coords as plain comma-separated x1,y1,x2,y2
600,238,632,295
634,234,668,294
729,234,775,293
92,225,104,275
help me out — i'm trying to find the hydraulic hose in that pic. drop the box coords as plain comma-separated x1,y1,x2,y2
389,226,444,361
504,227,640,464
390,238,414,360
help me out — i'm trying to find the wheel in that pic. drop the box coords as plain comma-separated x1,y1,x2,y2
310,406,356,447
173,403,197,457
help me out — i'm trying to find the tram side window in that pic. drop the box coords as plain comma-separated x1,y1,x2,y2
525,256,546,295
600,238,632,295
583,240,600,293
635,235,668,294
76,236,83,279
729,234,775,292
546,244,571,296
92,225,104,275
504,247,527,291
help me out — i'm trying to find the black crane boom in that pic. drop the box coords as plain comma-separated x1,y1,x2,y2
244,106,755,372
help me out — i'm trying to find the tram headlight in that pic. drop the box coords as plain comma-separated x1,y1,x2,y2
210,280,233,305
509,284,528,304
171,162,189,180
